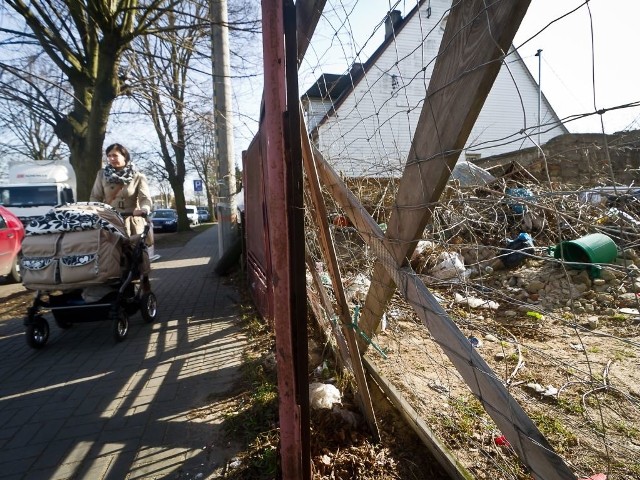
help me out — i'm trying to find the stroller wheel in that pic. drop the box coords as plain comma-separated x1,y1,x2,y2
26,316,50,349
53,311,73,329
140,292,157,323
111,308,129,342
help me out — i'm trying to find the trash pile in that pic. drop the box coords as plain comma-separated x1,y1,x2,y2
305,174,640,479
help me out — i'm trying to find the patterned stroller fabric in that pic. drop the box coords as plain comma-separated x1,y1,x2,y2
21,203,128,291
25,202,128,237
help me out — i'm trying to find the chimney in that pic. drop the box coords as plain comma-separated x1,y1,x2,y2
385,10,403,39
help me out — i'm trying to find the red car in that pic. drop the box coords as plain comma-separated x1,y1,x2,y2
0,206,25,283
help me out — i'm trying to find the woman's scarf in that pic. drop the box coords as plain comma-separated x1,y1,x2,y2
104,163,136,184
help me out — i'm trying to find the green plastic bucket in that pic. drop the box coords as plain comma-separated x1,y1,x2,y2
553,233,617,271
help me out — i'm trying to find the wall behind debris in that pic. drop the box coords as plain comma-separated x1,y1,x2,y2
477,130,640,185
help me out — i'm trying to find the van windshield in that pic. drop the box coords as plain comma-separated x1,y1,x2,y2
1,186,59,207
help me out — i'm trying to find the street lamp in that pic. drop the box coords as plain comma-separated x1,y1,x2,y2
535,49,542,150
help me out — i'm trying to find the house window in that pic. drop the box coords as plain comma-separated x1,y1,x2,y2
466,153,481,162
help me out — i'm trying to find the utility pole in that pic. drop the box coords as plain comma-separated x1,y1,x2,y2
535,49,542,150
210,0,237,257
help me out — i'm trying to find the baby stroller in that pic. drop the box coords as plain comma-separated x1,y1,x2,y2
21,202,158,349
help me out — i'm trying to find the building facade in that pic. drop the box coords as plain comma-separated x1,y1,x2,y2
302,1,568,178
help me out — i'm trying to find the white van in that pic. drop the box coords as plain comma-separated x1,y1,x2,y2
185,205,199,225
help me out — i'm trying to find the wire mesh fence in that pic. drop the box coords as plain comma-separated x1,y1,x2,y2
299,1,640,479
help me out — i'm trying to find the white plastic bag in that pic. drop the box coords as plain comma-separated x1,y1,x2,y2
430,252,466,280
309,382,341,409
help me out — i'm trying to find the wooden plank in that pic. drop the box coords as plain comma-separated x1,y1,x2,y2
357,0,532,350
301,110,380,441
363,355,475,480
313,149,577,480
296,0,327,66
304,251,353,371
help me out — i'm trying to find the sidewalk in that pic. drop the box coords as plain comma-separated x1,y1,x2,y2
0,226,248,479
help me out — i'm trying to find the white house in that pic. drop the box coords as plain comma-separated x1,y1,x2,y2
302,1,568,178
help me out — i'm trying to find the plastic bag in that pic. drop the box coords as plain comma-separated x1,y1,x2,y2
309,382,341,409
430,252,466,280
499,232,534,268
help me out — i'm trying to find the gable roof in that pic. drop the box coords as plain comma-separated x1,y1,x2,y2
302,2,424,114
302,1,567,136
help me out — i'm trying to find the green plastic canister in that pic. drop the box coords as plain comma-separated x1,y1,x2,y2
553,233,618,272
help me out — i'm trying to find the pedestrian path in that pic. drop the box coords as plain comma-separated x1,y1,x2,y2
0,226,248,479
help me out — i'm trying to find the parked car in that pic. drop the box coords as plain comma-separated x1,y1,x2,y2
151,209,178,233
0,206,25,282
197,206,210,223
185,205,199,225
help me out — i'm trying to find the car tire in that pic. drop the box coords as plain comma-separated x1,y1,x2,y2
9,254,21,283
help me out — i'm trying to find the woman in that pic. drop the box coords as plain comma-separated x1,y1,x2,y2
90,143,152,220
90,143,153,291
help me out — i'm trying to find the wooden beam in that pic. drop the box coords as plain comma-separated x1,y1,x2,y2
304,250,353,371
296,0,327,66
357,0,533,349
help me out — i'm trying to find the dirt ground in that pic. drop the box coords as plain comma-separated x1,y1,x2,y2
359,254,640,480
0,289,32,322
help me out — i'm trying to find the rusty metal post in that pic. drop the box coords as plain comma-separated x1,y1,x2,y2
283,2,311,478
261,1,307,478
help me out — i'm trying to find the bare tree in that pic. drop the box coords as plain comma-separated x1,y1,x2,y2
0,0,178,200
187,111,219,220
127,0,259,230
0,60,68,161
127,4,209,231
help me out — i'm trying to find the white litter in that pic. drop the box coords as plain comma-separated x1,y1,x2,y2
430,252,467,280
526,382,558,397
309,382,341,409
526,382,545,393
454,292,499,310
345,273,371,303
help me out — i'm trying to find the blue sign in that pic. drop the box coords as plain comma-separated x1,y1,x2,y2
193,179,203,192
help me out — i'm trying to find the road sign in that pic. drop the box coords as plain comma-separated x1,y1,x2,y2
193,179,203,192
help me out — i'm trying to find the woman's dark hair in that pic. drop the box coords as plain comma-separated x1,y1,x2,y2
105,143,131,164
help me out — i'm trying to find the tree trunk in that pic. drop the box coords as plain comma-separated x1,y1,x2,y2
56,39,121,201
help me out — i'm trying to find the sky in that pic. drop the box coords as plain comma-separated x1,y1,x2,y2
513,0,640,133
